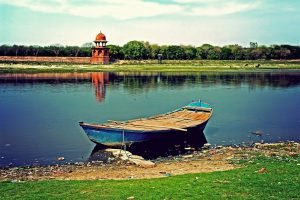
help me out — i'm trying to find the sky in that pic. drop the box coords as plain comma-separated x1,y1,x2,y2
0,0,300,47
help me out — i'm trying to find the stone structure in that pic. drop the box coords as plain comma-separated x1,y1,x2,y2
0,56,90,64
90,31,109,64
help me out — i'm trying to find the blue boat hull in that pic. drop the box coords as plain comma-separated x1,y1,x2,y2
80,101,212,147
80,121,208,147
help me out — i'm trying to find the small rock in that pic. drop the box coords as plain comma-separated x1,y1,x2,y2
267,152,278,157
250,130,263,136
106,148,132,160
203,143,211,149
57,157,65,161
225,156,234,160
129,158,155,168
184,147,195,150
289,152,298,157
130,155,144,160
258,167,267,173
209,150,217,155
127,196,134,200
182,155,193,158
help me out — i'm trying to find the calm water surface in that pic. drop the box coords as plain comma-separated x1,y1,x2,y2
0,71,299,167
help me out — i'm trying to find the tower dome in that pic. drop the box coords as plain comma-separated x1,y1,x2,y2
95,32,106,41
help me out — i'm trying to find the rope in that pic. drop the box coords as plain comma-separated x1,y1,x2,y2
119,129,131,160
122,129,126,152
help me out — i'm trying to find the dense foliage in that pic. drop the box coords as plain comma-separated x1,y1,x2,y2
1,41,300,60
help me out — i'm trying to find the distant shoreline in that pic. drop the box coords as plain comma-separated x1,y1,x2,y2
1,59,300,73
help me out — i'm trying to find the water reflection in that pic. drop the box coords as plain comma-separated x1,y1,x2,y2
91,73,109,102
1,71,300,91
111,72,300,90
0,72,110,102
89,131,207,161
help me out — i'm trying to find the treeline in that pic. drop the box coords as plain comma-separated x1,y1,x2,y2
0,43,92,57
1,41,300,60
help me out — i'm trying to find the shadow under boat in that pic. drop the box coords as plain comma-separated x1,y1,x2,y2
88,128,207,161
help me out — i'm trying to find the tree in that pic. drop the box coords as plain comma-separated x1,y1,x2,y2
197,44,213,59
277,48,291,59
122,41,147,60
227,45,244,60
143,41,151,59
207,46,222,60
159,45,169,59
0,45,10,56
250,42,258,48
165,45,185,59
250,46,270,60
28,45,41,56
221,46,232,60
182,45,196,59
196,47,204,59
149,44,161,59
63,46,80,57
49,44,64,56
80,43,93,57
107,44,123,60
270,45,292,59
12,45,19,56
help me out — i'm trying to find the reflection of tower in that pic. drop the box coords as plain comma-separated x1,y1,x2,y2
91,72,109,102
90,31,110,64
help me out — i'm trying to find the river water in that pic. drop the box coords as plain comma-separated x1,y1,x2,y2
0,71,299,167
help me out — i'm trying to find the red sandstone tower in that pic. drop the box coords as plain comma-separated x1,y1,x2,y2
90,31,109,64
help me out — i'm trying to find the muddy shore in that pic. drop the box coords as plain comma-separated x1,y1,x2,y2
1,142,299,181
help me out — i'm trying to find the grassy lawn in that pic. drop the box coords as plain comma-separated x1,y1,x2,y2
1,156,299,200
0,60,300,73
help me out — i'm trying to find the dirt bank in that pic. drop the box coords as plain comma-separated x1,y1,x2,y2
0,142,299,181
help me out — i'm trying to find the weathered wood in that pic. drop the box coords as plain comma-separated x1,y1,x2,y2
106,109,210,132
130,123,187,132
107,119,187,131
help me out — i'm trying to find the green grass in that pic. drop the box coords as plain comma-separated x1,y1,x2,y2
1,60,300,73
1,157,299,200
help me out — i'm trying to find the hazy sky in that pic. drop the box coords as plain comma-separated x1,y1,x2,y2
0,0,300,47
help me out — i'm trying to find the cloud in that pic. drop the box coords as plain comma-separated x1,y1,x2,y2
0,0,260,19
0,0,182,19
189,1,260,16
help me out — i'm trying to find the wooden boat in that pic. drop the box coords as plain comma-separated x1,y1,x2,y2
79,100,213,147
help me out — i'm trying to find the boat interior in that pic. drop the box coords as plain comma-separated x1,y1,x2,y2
89,107,212,132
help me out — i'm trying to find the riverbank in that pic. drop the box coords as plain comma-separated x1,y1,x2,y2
0,142,299,199
1,142,299,181
1,60,300,73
